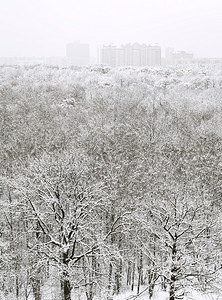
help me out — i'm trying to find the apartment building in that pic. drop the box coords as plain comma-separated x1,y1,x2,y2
101,43,161,67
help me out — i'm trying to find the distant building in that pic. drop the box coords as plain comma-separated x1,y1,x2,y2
116,47,125,66
147,45,161,66
193,57,222,64
66,42,90,66
165,47,174,64
101,44,117,67
173,51,194,63
165,47,194,65
100,43,161,67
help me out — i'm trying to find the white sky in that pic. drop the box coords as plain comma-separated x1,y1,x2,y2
0,0,221,58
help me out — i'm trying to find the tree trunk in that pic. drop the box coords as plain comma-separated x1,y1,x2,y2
61,277,71,300
137,250,143,295
114,258,122,295
83,252,96,300
15,274,19,299
119,258,123,292
131,262,135,292
169,242,177,300
32,278,41,300
137,270,141,295
107,262,113,299
64,279,71,300
147,270,155,299
89,250,97,300
61,252,72,300
126,261,131,286
169,271,176,300
148,283,155,299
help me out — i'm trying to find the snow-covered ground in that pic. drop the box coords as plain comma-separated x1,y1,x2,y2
113,290,222,300
2,288,222,300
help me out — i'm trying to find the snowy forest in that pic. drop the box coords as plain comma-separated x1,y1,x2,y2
0,64,222,300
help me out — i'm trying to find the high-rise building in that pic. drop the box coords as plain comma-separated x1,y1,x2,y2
173,51,194,63
100,44,117,67
130,43,142,66
165,47,193,65
116,47,126,66
100,43,161,67
147,45,161,66
165,47,174,64
66,42,90,66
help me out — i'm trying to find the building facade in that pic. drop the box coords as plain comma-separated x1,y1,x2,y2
100,43,161,67
165,47,194,65
101,45,117,67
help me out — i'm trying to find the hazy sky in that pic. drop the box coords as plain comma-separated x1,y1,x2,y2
0,0,221,58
